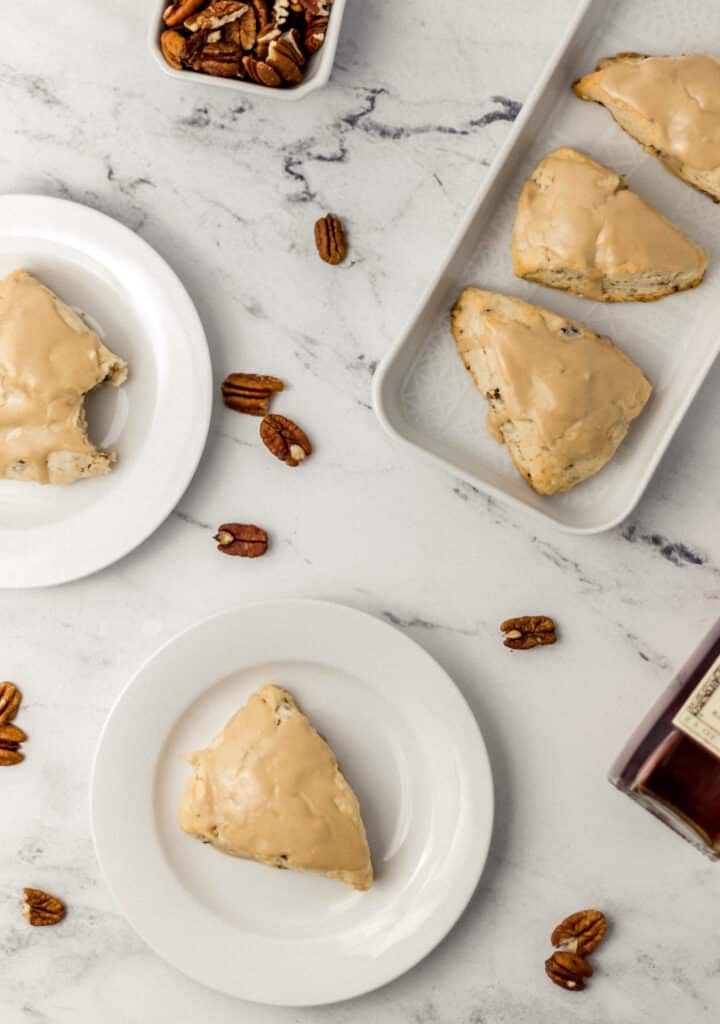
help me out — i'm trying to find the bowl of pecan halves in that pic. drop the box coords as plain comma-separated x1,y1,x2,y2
150,0,345,98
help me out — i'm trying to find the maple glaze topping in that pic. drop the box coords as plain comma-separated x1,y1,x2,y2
598,55,720,170
0,269,125,482
457,295,650,459
513,147,706,299
179,685,373,890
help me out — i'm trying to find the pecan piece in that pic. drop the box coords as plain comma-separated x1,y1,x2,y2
251,0,271,31
186,36,242,76
160,29,188,69
314,213,347,265
22,888,66,927
215,523,268,557
545,951,592,991
222,373,284,416
185,0,248,32
0,747,23,766
163,0,206,27
243,55,282,85
552,910,607,957
0,681,22,724
299,0,332,15
500,615,557,650
267,38,304,84
304,16,327,53
0,723,27,747
260,414,311,466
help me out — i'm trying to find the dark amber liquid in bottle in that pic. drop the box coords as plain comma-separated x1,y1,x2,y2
610,622,720,859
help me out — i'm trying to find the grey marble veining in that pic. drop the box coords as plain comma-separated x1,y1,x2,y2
2,1,720,1021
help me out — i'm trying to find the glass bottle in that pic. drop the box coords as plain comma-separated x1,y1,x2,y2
610,619,720,860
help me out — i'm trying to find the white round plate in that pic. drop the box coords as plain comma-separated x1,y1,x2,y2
91,600,494,1006
0,194,211,587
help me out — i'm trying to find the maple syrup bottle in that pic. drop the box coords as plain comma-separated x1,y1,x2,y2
610,620,720,860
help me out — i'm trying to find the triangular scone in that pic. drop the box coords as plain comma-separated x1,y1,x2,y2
451,289,652,495
0,269,127,484
512,147,707,301
574,54,720,202
179,685,373,891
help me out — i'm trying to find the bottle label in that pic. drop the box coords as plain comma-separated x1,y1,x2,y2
673,652,720,758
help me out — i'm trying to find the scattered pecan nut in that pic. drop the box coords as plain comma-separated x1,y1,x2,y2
545,951,592,991
163,0,206,27
0,723,27,748
22,888,66,927
222,373,284,416
500,616,557,650
260,414,312,466
0,747,23,766
551,910,607,957
0,681,22,724
215,523,268,557
314,213,347,265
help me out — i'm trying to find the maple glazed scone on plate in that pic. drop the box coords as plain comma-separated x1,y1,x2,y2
451,289,652,495
573,53,720,202
512,147,707,301
179,684,374,891
0,269,127,484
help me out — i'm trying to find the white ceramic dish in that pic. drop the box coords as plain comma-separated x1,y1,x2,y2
149,0,347,100
91,600,494,1006
373,0,720,534
0,195,212,588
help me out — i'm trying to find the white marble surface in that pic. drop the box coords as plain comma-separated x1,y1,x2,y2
2,0,720,1020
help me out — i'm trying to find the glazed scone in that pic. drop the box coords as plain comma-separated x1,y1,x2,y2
512,147,707,301
573,54,720,202
179,685,373,891
451,289,652,495
0,270,127,484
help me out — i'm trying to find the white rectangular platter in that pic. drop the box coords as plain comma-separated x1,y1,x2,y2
373,0,720,534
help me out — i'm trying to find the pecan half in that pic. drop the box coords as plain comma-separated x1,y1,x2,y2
0,747,23,766
186,33,243,75
0,723,27,747
304,15,327,52
500,616,557,650
0,681,22,724
545,951,592,991
551,910,607,957
267,38,303,83
242,55,282,85
160,29,188,69
163,0,206,27
260,414,312,466
185,1,248,32
215,523,268,557
222,373,284,416
251,0,271,31
22,888,66,927
314,213,347,265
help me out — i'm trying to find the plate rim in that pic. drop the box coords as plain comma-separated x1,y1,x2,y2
0,192,212,588
90,598,495,1006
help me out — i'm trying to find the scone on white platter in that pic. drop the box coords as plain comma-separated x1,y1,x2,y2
573,53,720,202
512,147,707,301
0,269,127,484
451,288,652,496
179,685,374,891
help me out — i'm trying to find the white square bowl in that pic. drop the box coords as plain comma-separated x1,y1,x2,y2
148,0,347,100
